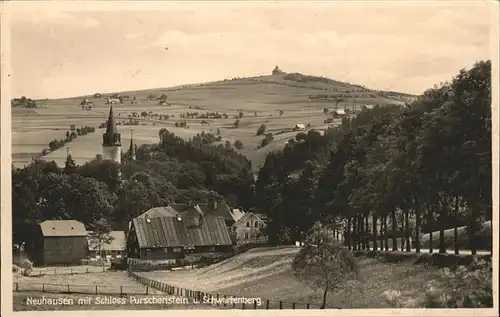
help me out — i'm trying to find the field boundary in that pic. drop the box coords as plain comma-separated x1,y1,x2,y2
128,271,333,309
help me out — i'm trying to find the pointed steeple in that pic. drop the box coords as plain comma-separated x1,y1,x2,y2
129,129,136,160
102,106,121,146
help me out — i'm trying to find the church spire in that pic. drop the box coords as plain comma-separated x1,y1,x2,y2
103,105,120,146
129,129,136,160
101,105,122,164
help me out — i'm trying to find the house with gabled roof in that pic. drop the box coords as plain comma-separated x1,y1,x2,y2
127,204,234,261
33,220,88,266
232,212,268,244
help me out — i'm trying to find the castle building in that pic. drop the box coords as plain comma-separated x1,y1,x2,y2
102,106,122,164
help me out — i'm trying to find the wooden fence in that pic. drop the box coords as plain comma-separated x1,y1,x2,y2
13,282,154,295
128,272,328,309
28,266,108,276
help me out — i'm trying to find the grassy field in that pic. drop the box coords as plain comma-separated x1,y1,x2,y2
137,246,468,309
12,73,410,171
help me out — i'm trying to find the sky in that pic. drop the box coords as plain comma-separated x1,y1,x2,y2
6,1,495,99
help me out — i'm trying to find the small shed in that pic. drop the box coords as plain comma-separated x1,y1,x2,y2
87,231,126,259
33,220,88,266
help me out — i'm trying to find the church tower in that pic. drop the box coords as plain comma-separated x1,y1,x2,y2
102,106,122,164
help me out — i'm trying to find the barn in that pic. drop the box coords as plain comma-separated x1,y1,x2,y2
33,220,88,266
127,207,233,261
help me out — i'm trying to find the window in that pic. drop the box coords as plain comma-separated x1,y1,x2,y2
254,221,258,227
244,233,249,239
173,247,182,253
163,248,168,253
246,221,250,227
146,249,151,255
209,246,216,252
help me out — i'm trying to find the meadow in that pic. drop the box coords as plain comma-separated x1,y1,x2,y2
12,73,408,171
137,246,474,309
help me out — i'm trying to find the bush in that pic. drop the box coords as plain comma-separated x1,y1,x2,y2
234,140,244,150
20,259,33,276
256,124,266,136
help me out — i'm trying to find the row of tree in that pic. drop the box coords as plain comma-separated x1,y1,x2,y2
256,60,492,254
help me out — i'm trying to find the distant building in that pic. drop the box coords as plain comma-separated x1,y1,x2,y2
232,212,267,244
87,231,126,259
94,93,102,98
33,220,88,266
293,124,306,131
332,109,347,118
272,65,284,75
362,104,376,110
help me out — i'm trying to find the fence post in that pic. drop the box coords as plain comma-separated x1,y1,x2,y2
223,295,226,307
266,300,269,309
54,269,57,275
216,294,219,306
120,286,123,295
86,268,89,273
67,284,70,293
254,301,257,309
146,286,149,295
279,301,283,309
292,303,295,309
16,283,19,292
242,302,245,309
306,303,310,309
42,284,45,292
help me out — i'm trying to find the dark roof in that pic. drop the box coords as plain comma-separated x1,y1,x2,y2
40,220,87,237
104,106,118,141
132,215,232,248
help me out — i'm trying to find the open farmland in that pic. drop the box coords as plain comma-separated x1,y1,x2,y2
137,246,466,309
12,73,410,171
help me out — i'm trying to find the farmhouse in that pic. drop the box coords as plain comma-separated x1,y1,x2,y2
293,124,306,131
87,230,126,259
33,220,88,266
232,212,267,244
333,109,347,118
127,211,233,260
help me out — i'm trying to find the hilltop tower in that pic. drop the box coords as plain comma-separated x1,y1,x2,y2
128,129,136,161
102,106,122,164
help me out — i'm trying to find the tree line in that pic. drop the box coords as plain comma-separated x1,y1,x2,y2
12,129,255,250
255,60,492,254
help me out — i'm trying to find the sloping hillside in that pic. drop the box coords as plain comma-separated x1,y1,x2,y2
140,246,451,308
12,71,414,170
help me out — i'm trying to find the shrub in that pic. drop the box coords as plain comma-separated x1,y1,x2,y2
20,259,33,276
234,140,244,150
256,124,266,136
